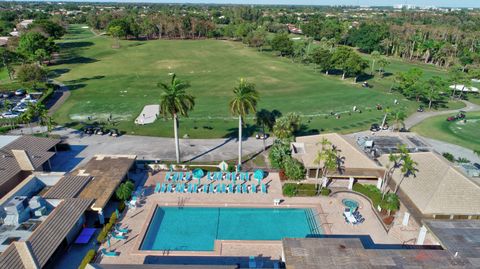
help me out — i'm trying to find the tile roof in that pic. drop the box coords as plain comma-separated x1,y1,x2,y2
43,175,92,199
0,198,93,268
378,152,480,216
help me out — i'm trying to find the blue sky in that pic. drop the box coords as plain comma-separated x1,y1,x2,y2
63,0,480,8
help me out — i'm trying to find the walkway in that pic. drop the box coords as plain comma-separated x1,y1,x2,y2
134,104,159,125
404,100,480,129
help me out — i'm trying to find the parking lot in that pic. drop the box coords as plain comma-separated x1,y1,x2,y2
0,90,42,119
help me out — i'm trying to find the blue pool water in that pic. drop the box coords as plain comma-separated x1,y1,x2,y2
141,207,322,251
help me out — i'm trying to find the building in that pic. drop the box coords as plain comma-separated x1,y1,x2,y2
0,136,60,198
378,151,480,221
291,133,385,188
0,198,94,269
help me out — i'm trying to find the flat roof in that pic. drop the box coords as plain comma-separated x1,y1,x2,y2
0,136,19,148
424,220,480,264
43,175,92,199
0,198,93,269
78,155,136,211
378,152,480,216
282,237,475,268
292,133,384,177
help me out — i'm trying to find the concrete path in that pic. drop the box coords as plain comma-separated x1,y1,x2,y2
134,104,159,125
422,136,480,164
404,100,480,129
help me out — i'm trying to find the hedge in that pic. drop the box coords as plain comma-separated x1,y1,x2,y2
78,249,96,269
320,188,331,196
282,183,317,197
352,183,382,207
96,212,117,243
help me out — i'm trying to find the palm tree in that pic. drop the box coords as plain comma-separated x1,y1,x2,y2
313,138,331,179
158,73,195,163
115,181,135,201
371,51,380,75
229,78,259,167
394,156,418,194
313,138,339,189
390,110,406,131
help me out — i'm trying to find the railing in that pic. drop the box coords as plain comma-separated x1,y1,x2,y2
305,208,322,235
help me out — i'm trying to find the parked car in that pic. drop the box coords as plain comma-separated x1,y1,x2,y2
15,89,26,96
370,123,381,132
108,128,119,137
20,95,37,104
13,103,28,113
2,92,13,98
93,127,105,135
1,111,19,119
446,112,466,121
83,126,94,135
255,132,269,140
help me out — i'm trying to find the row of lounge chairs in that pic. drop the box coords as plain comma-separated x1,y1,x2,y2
154,182,268,194
206,171,253,181
165,171,192,181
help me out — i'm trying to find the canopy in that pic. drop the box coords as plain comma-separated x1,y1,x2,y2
193,168,204,179
74,228,96,244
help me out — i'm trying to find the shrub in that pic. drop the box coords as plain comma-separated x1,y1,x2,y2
352,183,382,207
118,200,126,212
442,152,455,162
282,183,297,197
268,140,291,169
78,249,96,269
16,64,47,83
380,192,400,212
320,188,331,196
283,156,305,180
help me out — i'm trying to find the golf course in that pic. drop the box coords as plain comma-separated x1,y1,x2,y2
51,24,459,138
412,112,480,151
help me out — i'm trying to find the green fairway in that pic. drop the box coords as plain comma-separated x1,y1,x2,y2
412,112,480,150
51,25,451,138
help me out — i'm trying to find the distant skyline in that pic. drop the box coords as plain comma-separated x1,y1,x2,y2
54,0,480,8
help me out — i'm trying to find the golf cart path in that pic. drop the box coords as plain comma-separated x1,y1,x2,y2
404,100,480,129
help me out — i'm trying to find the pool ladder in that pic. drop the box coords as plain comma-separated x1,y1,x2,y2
305,209,322,236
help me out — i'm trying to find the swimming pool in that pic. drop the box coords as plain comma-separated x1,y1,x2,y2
140,206,322,251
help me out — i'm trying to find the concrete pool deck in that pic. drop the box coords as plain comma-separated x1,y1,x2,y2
97,172,437,266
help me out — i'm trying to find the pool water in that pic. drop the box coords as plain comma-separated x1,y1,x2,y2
342,198,359,210
141,207,322,251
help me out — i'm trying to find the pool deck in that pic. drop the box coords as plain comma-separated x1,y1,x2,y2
98,171,437,266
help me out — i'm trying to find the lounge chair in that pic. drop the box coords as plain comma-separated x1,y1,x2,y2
236,184,242,194
185,172,192,181
112,233,126,240
244,172,250,181
261,184,267,194
165,172,171,181
222,184,227,193
225,172,231,181
249,256,256,268
242,184,248,193
203,184,209,193
228,184,234,193
207,171,212,180
251,184,257,193
172,172,178,181
209,184,216,193
154,183,161,194
178,172,184,181
239,173,244,181
115,224,129,233
101,248,119,257
161,183,167,193
167,184,172,193
193,184,198,193
231,172,237,181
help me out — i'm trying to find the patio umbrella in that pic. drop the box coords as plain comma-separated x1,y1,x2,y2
237,164,241,172
115,209,120,219
254,169,264,184
193,168,204,184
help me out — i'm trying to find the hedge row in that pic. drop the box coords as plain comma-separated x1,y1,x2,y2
78,249,96,269
96,212,118,243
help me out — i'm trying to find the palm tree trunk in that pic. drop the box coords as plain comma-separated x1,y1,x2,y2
394,175,405,194
238,115,242,166
173,114,180,163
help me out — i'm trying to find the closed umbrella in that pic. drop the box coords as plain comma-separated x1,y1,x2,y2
107,234,111,248
254,169,264,184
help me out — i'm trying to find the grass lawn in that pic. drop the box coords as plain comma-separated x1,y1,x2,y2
411,111,480,151
51,24,451,138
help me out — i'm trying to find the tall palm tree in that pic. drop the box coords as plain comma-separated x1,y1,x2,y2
158,73,195,163
394,156,418,194
229,78,259,167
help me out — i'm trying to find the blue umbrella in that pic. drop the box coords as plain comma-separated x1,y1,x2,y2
254,169,264,184
107,234,111,248
115,209,120,219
